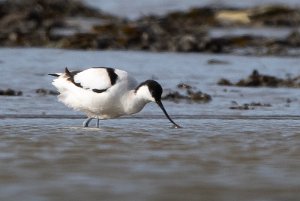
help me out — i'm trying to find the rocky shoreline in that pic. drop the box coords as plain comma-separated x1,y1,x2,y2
218,70,300,88
0,0,299,56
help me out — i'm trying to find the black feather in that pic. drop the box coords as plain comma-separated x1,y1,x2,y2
63,67,83,88
48,73,59,77
92,88,108,93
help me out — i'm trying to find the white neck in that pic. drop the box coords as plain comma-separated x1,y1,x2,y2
122,90,151,115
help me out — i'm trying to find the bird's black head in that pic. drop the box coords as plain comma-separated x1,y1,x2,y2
146,80,163,101
135,80,181,128
135,80,163,101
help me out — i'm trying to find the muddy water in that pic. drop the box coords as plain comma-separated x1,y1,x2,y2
1,48,300,201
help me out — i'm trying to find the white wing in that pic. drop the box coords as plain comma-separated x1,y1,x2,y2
72,67,138,92
74,68,113,91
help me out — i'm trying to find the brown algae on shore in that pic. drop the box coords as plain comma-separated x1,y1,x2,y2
0,0,299,55
218,69,300,88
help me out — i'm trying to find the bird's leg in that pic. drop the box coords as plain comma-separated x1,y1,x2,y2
96,118,100,128
83,117,93,127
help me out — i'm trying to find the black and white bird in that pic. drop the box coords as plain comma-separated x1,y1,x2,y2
49,67,181,128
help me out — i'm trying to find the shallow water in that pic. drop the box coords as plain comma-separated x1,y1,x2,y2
84,0,300,19
1,48,300,201
1,118,300,201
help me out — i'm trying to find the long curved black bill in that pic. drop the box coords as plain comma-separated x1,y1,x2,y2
156,100,181,128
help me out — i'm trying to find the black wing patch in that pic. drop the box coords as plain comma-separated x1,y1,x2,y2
92,89,107,93
92,67,118,86
65,67,82,88
91,68,118,93
106,68,118,85
84,67,119,93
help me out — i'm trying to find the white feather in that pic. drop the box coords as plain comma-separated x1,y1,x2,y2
74,68,111,90
52,68,140,119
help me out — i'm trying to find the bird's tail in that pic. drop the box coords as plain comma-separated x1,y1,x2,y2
49,67,71,77
48,73,60,77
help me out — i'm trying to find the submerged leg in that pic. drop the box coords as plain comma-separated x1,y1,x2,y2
83,117,93,127
96,119,100,128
